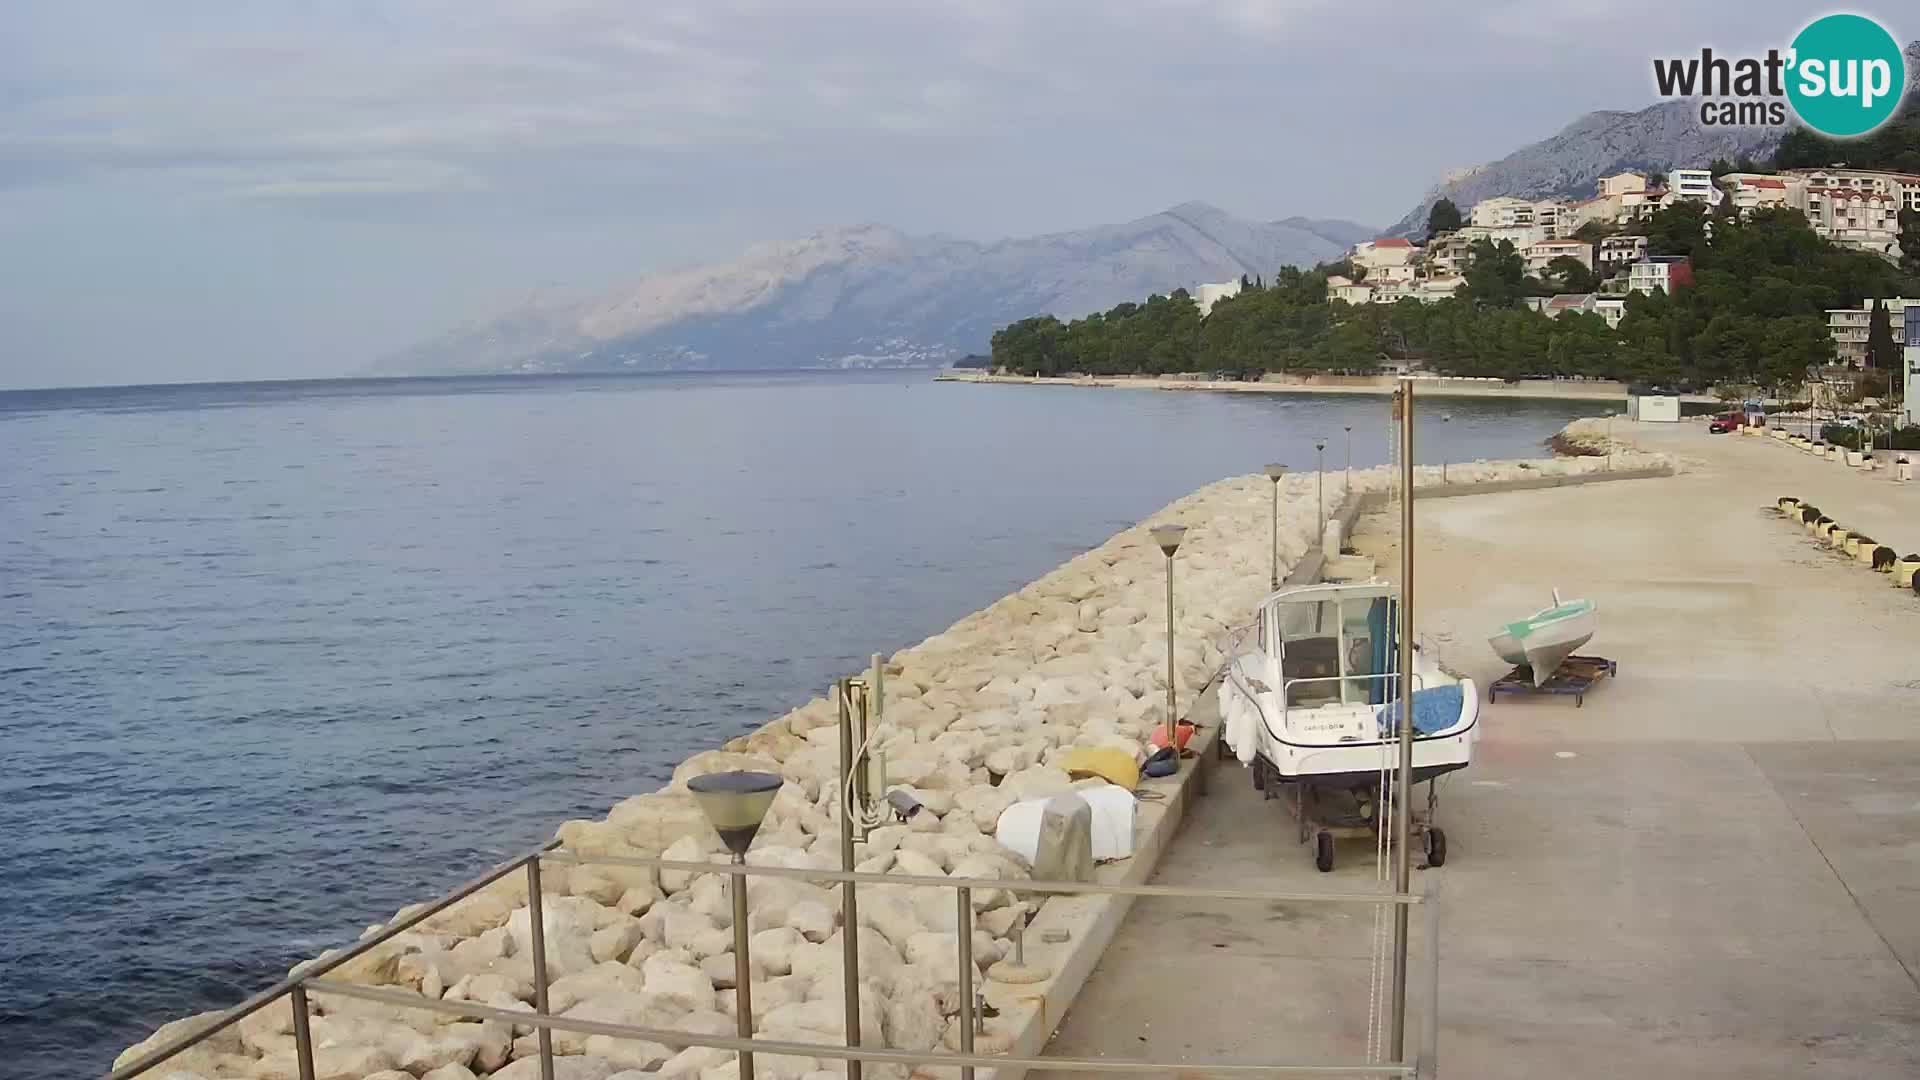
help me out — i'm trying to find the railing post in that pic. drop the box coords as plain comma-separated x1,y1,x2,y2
526,858,557,1080
835,680,864,1080
731,854,756,1080
1418,887,1441,1080
956,885,975,1080
289,984,316,1080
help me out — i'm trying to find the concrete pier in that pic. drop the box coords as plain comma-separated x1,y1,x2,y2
1039,421,1920,1079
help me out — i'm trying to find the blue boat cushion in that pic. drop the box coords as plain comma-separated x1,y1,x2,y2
1374,684,1463,737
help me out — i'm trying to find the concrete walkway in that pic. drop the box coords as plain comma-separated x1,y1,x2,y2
1037,422,1920,1079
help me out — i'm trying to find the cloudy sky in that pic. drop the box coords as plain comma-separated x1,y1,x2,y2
0,1,1850,388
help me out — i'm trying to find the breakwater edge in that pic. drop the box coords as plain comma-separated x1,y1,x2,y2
113,421,1678,1080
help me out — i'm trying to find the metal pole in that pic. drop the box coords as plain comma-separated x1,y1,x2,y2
835,682,864,1080
732,853,756,1080
1316,442,1326,540
1270,478,1280,591
1164,550,1178,755
1391,380,1416,1062
1344,425,1352,489
956,886,976,1080
1417,883,1441,1079
289,985,316,1080
526,859,557,1080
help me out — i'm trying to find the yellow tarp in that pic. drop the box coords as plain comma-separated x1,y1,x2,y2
1059,746,1140,791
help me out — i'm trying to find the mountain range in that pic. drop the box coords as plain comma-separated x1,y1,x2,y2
380,205,1373,375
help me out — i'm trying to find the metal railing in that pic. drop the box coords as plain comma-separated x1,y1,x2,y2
107,846,1441,1080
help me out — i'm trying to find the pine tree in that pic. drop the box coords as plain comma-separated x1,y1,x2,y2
1866,299,1896,370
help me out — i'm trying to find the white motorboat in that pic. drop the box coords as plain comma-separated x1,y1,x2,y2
1219,581,1476,871
1487,590,1596,686
1221,581,1478,790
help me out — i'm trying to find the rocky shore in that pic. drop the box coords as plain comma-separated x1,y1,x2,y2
114,434,1677,1080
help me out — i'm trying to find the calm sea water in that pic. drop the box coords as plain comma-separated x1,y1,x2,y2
0,369,1602,1076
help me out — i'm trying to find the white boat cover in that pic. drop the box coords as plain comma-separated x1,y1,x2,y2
995,784,1136,862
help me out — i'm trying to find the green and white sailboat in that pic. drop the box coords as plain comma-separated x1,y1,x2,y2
1488,590,1596,686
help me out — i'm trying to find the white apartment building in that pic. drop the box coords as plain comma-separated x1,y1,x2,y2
1533,200,1574,239
1666,168,1719,206
1594,297,1626,329
1193,279,1243,316
1826,298,1919,367
1721,173,1803,215
1596,235,1648,273
1469,196,1537,229
1627,256,1691,295
1805,188,1901,259
1906,307,1919,426
1350,237,1418,270
1326,276,1373,305
1544,293,1597,318
1525,238,1594,275
1783,168,1920,211
1597,172,1648,197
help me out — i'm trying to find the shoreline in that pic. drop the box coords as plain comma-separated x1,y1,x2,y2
936,370,1722,404
112,434,1681,1079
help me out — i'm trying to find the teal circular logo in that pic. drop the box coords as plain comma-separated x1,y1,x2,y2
1786,14,1906,137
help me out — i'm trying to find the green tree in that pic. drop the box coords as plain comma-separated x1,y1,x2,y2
1545,256,1598,293
1426,198,1463,239
1641,202,1710,259
1866,299,1897,370
1900,210,1920,272
1463,239,1526,307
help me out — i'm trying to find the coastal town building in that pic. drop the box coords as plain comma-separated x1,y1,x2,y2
1192,280,1243,316
1594,297,1626,328
1525,238,1594,275
1596,235,1648,273
1826,298,1919,367
1906,307,1919,426
1627,255,1692,295
1544,293,1597,318
1803,188,1901,259
1349,237,1418,271
1326,275,1373,305
1469,196,1537,229
1664,168,1719,207
1721,173,1801,215
1597,172,1648,197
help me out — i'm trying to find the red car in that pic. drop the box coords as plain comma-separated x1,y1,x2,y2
1708,418,1735,433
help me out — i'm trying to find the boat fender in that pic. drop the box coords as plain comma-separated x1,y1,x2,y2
1871,546,1897,572
1141,747,1179,778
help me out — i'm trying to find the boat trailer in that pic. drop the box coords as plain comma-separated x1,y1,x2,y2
1488,654,1617,707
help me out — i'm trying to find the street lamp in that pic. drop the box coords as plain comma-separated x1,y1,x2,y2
687,770,785,1080
1343,425,1353,489
1604,411,1618,470
1440,414,1453,483
1313,439,1327,541
1263,464,1287,591
1149,523,1187,758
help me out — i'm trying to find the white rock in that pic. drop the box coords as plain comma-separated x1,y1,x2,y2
422,1065,479,1080
750,927,807,975
660,835,713,894
507,901,595,978
1000,766,1073,801
639,951,716,1011
547,962,646,1013
664,908,734,960
660,1046,735,1078
591,920,646,964
786,899,836,943
488,1056,625,1080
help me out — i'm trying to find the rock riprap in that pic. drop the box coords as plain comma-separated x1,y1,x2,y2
115,445,1673,1079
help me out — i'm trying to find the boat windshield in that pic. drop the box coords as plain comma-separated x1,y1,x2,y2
1275,593,1396,707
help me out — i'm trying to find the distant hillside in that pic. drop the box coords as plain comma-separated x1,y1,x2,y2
1387,101,1782,237
381,203,1375,376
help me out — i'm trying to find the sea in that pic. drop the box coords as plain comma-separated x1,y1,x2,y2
0,369,1606,1076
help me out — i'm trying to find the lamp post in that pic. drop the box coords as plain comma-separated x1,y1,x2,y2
1263,464,1287,591
687,770,785,1080
1343,425,1353,489
1314,439,1327,541
1605,411,1617,470
1150,523,1187,758
1440,414,1453,483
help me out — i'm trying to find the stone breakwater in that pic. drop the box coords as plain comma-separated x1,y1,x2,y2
114,439,1676,1080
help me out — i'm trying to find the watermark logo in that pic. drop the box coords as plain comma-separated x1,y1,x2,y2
1652,13,1905,136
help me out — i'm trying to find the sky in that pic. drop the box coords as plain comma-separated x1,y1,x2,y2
0,1,1868,389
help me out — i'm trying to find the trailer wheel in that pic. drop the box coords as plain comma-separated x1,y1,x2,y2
1314,831,1336,872
1425,827,1448,868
